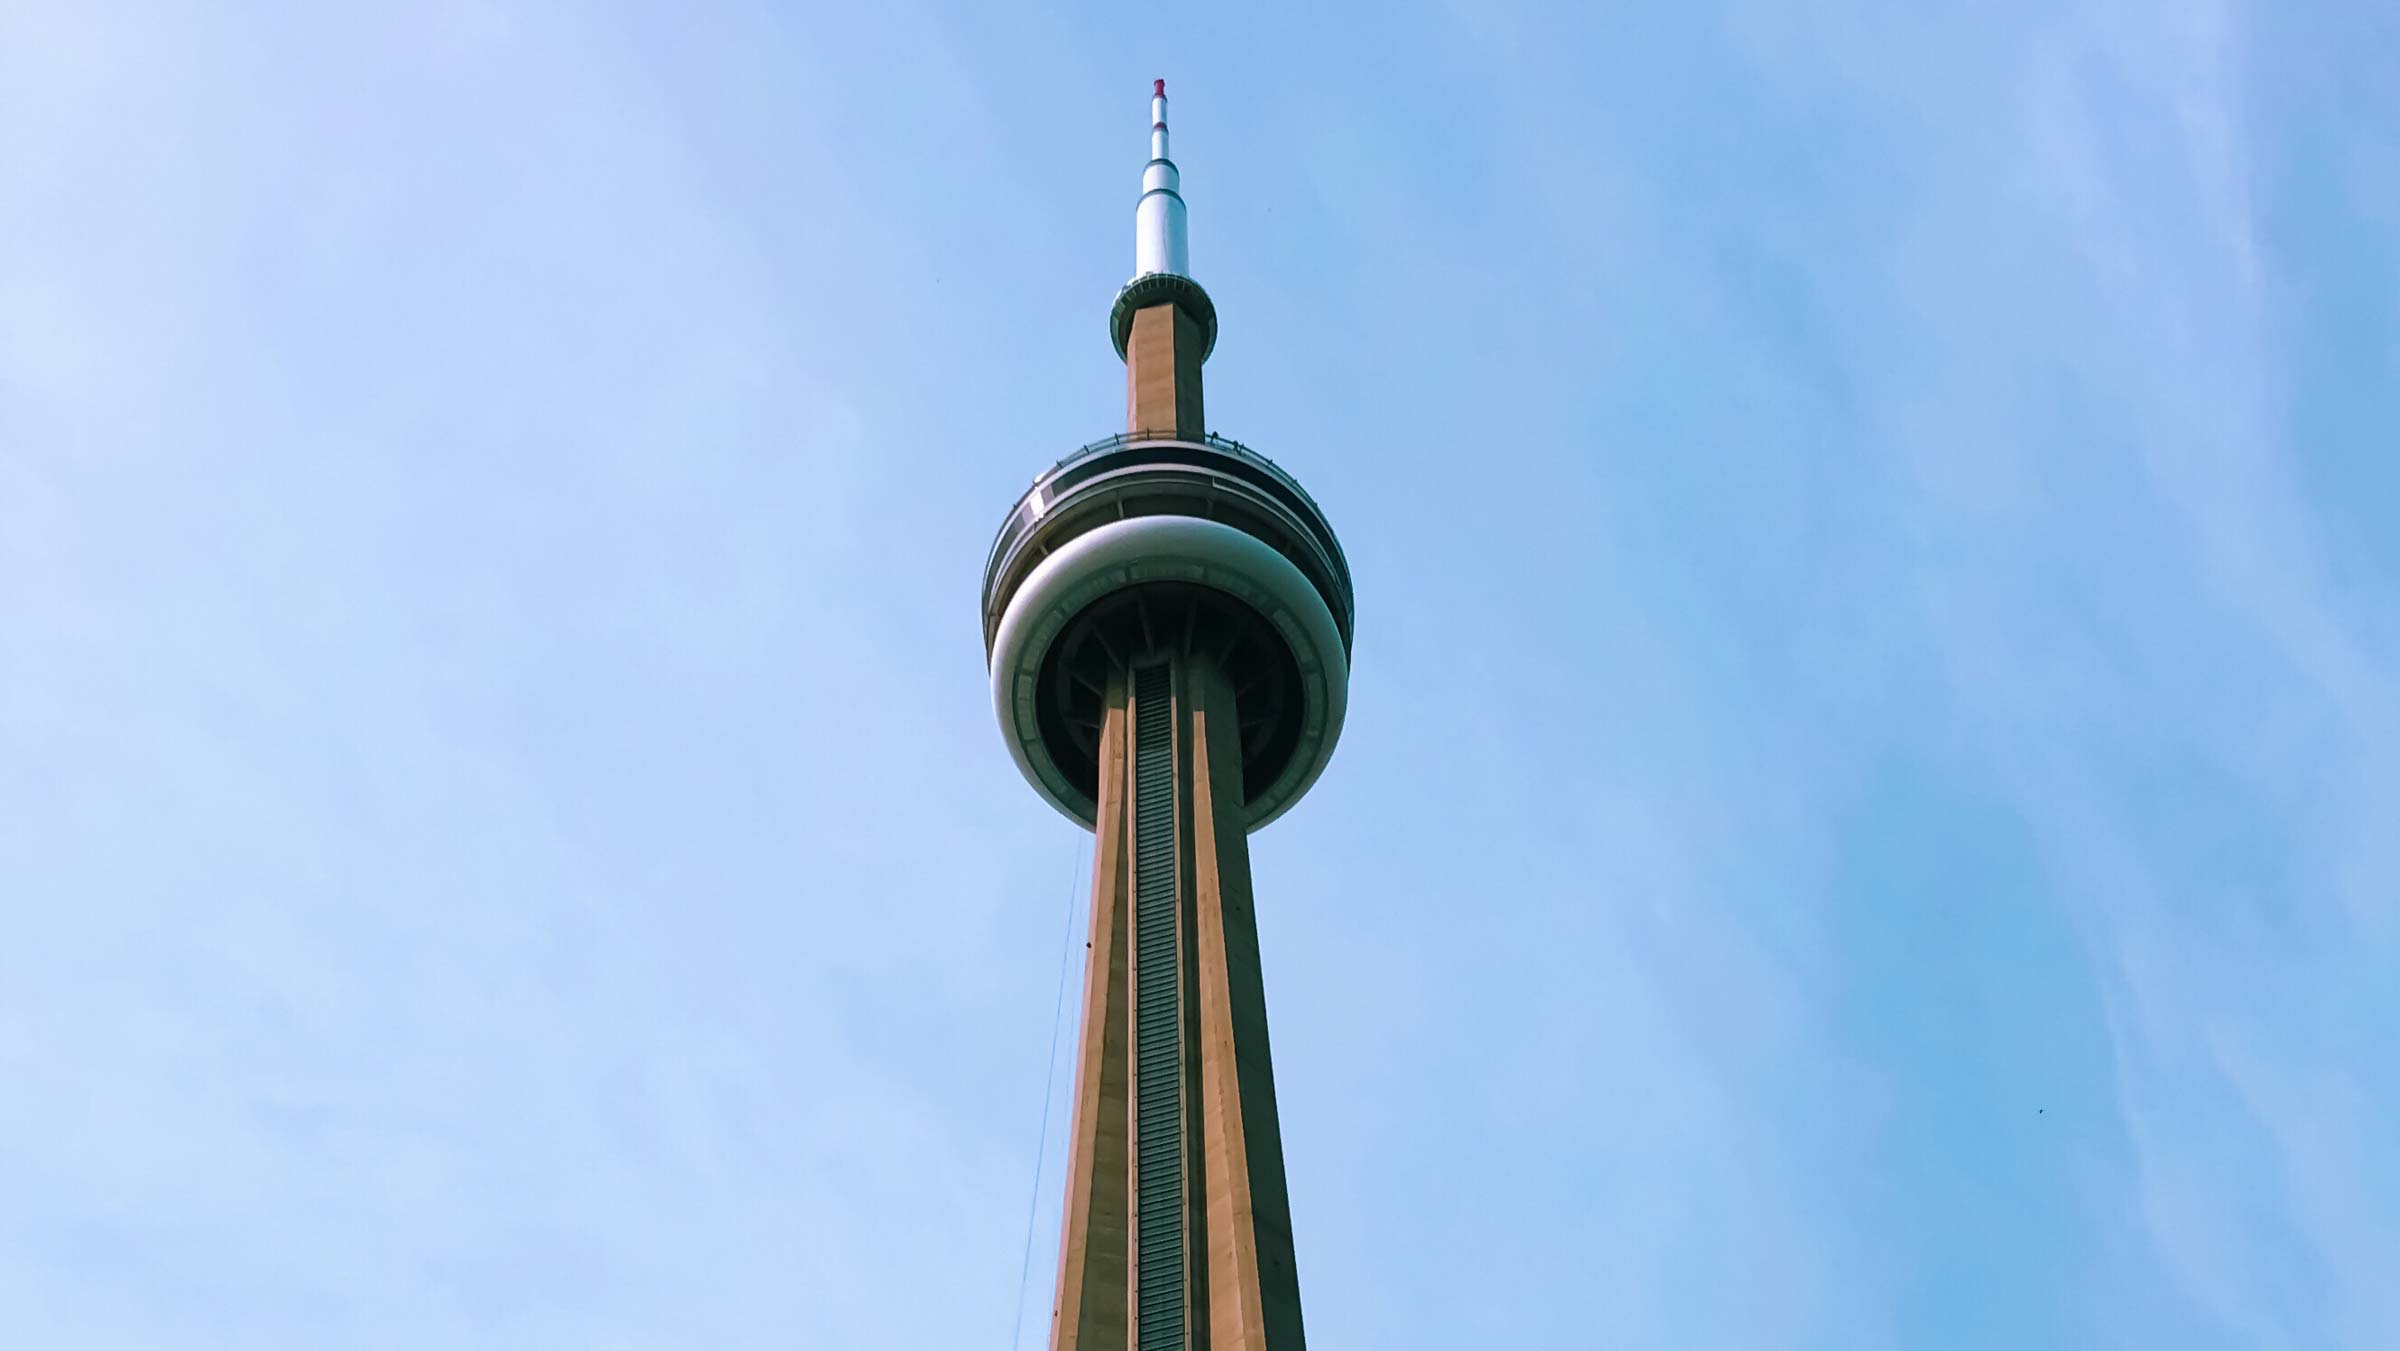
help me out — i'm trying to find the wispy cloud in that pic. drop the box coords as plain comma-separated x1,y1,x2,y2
1826,4,2400,1344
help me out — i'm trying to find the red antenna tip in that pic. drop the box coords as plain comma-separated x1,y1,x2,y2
1154,79,1166,97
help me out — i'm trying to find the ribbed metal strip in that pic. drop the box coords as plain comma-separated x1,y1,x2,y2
1131,664,1183,1350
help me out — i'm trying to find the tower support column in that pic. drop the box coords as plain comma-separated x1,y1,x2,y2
1185,656,1307,1350
1049,651,1307,1351
1050,668,1134,1349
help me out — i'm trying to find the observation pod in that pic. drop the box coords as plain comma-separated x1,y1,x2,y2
982,432,1355,831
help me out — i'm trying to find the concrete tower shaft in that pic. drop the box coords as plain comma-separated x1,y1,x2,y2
1050,658,1306,1351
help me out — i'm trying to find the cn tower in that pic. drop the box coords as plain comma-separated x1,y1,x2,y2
982,81,1352,1351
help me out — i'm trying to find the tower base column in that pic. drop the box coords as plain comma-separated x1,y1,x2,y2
1050,649,1307,1351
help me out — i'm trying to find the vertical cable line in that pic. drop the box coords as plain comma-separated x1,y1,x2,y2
1008,833,1089,1351
1131,663,1184,1350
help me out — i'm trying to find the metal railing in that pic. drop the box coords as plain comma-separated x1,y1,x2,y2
981,431,1341,589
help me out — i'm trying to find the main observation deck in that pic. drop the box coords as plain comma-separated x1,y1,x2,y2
981,432,1354,831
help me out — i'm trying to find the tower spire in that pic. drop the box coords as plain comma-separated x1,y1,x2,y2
1135,78,1189,280
1109,80,1217,379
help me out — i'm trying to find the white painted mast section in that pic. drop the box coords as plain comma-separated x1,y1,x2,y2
1133,78,1189,280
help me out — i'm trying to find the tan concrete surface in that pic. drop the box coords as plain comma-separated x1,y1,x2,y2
1189,656,1307,1350
1125,302,1207,437
1049,655,1306,1350
1050,669,1132,1351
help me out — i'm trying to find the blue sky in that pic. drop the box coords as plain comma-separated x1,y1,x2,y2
4,1,2395,1346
